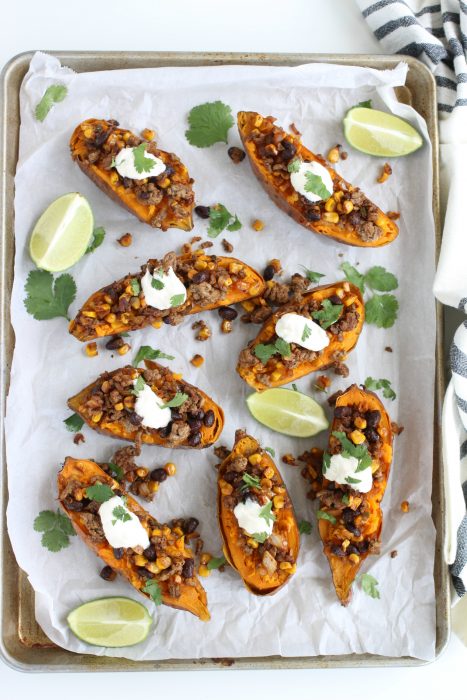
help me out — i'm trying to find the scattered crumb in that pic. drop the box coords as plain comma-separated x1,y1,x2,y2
181,242,192,254
227,146,246,164
222,238,234,253
190,236,202,245
338,252,344,257
268,258,282,274
391,421,404,435
390,550,398,558
190,354,204,367
315,375,331,392
195,538,204,555
333,361,349,377
400,500,410,513
85,342,98,358
340,150,348,160
214,445,230,462
282,453,297,466
387,211,400,220
198,241,213,249
289,122,301,135
192,320,211,341
252,219,264,231
73,433,85,445
117,232,132,247
116,343,131,356
220,319,233,334
377,162,392,183
327,145,340,163
385,346,393,353
141,128,155,141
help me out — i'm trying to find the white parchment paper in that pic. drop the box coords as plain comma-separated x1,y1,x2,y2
6,52,437,661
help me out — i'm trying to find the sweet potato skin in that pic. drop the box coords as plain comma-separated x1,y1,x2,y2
70,118,194,231
217,434,300,595
237,282,364,391
67,361,224,448
318,385,393,605
58,457,209,620
69,253,266,342
238,111,399,248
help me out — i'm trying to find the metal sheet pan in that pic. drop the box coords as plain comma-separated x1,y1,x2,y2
0,51,449,671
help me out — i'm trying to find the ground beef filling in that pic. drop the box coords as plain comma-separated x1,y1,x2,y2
80,365,210,447
247,123,383,243
220,448,294,573
80,120,194,217
59,478,196,597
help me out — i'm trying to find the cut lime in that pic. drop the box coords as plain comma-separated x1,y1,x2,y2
246,388,329,437
67,597,152,647
29,192,94,272
343,107,423,157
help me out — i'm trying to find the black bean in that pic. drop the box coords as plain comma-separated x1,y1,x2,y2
188,418,202,431
163,315,173,325
331,545,345,557
99,565,116,581
218,306,238,321
192,270,209,284
188,431,201,447
105,335,125,350
366,410,381,428
365,428,380,444
170,410,182,421
228,146,246,163
129,411,143,426
189,409,204,421
358,540,370,553
223,470,238,484
263,265,275,281
305,209,321,222
91,128,111,147
329,295,342,305
334,406,352,418
203,410,215,427
150,468,168,482
182,558,195,579
113,547,124,560
138,568,154,579
347,544,359,556
65,498,84,512
159,423,172,438
183,517,199,535
194,205,210,219
114,489,123,497
346,524,361,537
143,544,157,562
122,177,133,189
342,508,355,526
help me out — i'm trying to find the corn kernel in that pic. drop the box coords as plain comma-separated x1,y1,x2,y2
349,553,360,564
190,354,204,367
117,232,133,247
252,219,264,231
136,467,148,478
85,342,98,357
261,478,273,489
401,500,410,513
194,259,208,271
334,191,344,203
109,172,119,185
324,197,336,212
134,554,147,567
341,199,354,214
241,300,255,312
117,343,131,356
173,526,184,537
152,320,163,329
342,539,350,551
114,402,124,411
142,128,155,141
279,561,293,571
120,313,130,325
175,535,185,551
131,298,141,310
162,526,171,537
221,319,232,334
248,453,262,466
159,177,171,188
327,146,340,163
146,562,161,574
151,527,162,537
198,564,211,577
228,262,242,274
156,556,171,570
273,495,285,510
82,310,97,319
377,162,392,184
200,553,212,565
344,294,357,307
349,430,365,445
247,538,259,549
271,370,282,381
123,396,134,408
83,127,93,138
322,211,339,224
150,481,159,493
172,372,183,380
263,466,275,479
354,416,367,430
164,462,176,476
273,485,286,495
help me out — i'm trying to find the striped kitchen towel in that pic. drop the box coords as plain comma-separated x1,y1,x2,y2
356,0,467,601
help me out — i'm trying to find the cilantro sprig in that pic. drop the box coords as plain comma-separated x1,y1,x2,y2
259,501,276,526
251,532,269,544
328,431,373,474
35,84,68,122
132,375,146,396
300,266,325,284
108,462,124,481
132,346,175,367
112,504,132,525
207,204,242,238
241,473,261,491
340,262,399,329
161,392,188,409
86,226,105,254
264,446,275,457
63,413,84,433
142,579,163,605
34,510,76,552
207,555,227,570
170,293,186,307
311,299,343,330
133,143,157,174
254,338,291,364
298,520,312,535
316,510,337,525
287,158,301,173
24,270,76,321
358,573,380,599
85,483,115,503
364,377,396,401
304,172,331,200
130,278,141,296
185,101,234,147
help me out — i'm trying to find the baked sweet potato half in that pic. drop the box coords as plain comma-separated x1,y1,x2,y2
217,431,299,595
58,457,209,620
237,281,364,391
69,251,265,342
238,111,399,247
68,361,224,448
70,118,194,230
317,385,393,605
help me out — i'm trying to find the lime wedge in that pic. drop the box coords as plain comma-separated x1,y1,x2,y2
246,388,329,437
29,192,94,272
343,107,423,157
67,597,152,647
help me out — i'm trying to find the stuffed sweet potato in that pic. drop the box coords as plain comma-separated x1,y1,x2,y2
217,431,299,595
317,385,393,605
238,111,399,247
70,118,194,230
69,251,265,342
68,361,224,448
58,457,209,620
237,281,364,391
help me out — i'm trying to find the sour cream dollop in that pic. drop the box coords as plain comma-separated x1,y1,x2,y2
141,266,187,310
290,160,333,203
275,312,330,352
114,146,166,181
134,380,171,429
233,498,274,538
325,453,373,494
99,496,150,549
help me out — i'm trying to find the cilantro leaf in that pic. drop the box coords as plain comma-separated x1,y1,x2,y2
112,505,132,524
365,294,399,328
300,266,325,284
185,101,234,147
304,172,332,200
359,573,380,599
24,270,76,321
316,510,337,525
364,266,398,292
311,298,342,329
264,446,275,457
254,343,278,364
364,376,396,401
34,84,68,122
161,392,188,409
85,483,115,503
298,520,312,535
170,294,185,307
86,226,105,254
63,413,84,433
34,509,76,552
259,501,276,526
241,473,261,490
322,452,331,475
302,324,312,342
108,462,124,481
132,375,146,396
340,261,365,292
345,475,362,484
207,204,241,238
207,555,227,570
130,278,141,296
274,338,291,357
342,494,350,505
151,278,165,291
287,158,301,173
133,143,157,174
332,431,372,472
132,346,175,367
251,531,269,544
353,100,372,110
142,579,163,605
41,529,71,552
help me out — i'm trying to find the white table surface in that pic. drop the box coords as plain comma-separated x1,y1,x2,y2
1,0,464,696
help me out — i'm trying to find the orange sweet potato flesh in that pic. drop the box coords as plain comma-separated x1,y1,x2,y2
67,361,224,448
217,434,300,595
69,252,266,342
238,111,399,247
70,118,194,231
318,385,393,605
237,282,364,391
58,457,209,620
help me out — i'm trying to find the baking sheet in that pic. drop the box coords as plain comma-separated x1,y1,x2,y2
5,51,437,661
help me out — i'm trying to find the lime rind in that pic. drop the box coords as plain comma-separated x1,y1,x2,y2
343,107,423,158
67,596,152,648
246,388,329,438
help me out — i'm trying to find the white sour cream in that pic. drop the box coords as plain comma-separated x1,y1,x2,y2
99,496,150,549
233,498,274,538
275,312,330,352
114,146,166,181
290,160,333,203
134,380,171,429
141,266,187,310
325,453,373,494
